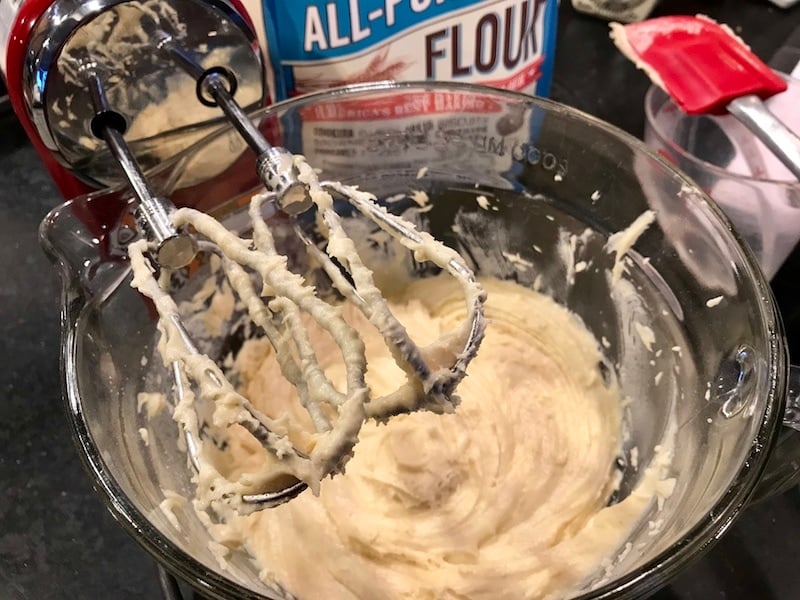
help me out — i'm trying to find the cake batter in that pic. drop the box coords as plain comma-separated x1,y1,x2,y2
197,276,663,599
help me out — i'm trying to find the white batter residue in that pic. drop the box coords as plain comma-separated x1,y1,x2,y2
502,251,533,270
409,189,430,207
605,210,656,284
634,322,656,352
609,22,667,90
158,489,187,531
137,391,167,418
138,427,150,446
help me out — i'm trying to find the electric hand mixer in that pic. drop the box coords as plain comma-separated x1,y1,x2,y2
5,0,486,511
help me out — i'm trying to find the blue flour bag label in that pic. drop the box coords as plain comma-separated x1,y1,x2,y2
261,0,558,100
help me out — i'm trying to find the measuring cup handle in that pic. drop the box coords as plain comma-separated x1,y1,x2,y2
750,364,800,502
727,96,800,180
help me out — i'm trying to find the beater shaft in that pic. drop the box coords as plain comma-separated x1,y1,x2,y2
161,41,313,215
87,74,197,269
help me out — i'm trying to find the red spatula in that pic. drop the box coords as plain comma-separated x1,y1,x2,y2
610,15,800,180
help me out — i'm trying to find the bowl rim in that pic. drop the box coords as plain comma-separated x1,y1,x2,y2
42,79,788,600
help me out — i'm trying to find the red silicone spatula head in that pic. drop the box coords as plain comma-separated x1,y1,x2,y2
610,15,787,115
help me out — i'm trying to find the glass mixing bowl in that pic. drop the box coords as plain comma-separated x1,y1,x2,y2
40,81,800,599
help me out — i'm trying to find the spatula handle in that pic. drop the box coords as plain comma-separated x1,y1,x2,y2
727,95,800,180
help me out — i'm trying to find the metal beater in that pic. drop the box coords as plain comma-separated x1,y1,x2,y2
19,0,486,511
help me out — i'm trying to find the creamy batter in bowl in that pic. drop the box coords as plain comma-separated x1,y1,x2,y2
40,82,794,599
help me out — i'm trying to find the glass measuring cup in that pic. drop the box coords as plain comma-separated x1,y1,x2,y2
644,80,800,279
40,81,800,599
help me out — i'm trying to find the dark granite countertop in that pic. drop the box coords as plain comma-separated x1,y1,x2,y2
2,2,800,598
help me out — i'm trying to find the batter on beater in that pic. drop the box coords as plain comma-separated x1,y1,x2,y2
128,156,487,509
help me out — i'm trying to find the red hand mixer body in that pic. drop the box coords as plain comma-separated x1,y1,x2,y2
0,0,268,249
